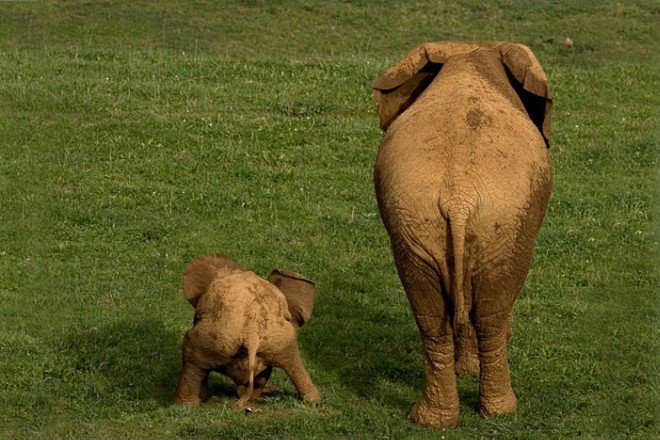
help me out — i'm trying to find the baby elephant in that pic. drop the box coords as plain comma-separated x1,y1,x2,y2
173,253,320,408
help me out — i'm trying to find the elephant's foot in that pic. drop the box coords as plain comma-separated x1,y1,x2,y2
454,352,479,376
172,396,201,406
409,398,459,429
478,390,517,418
300,385,321,402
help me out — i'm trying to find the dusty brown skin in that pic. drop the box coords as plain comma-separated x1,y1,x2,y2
372,42,553,428
172,254,320,408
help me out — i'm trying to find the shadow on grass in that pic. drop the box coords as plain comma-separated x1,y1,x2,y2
55,317,260,410
301,276,423,412
302,275,481,413
54,318,183,407
53,297,478,414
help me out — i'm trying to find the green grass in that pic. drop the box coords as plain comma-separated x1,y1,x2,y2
0,1,657,438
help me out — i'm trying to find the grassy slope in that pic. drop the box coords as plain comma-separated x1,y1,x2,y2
0,1,657,438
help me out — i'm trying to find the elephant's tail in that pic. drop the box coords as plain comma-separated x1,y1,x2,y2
449,209,469,328
246,333,258,400
236,327,259,409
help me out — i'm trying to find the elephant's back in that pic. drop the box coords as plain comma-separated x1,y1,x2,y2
376,70,550,206
374,73,552,269
198,272,294,354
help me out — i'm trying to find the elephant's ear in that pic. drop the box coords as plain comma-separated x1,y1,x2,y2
372,42,483,130
267,269,316,327
499,43,553,147
183,254,245,308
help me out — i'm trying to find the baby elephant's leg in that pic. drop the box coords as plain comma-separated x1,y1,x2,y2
275,342,320,401
173,361,207,405
173,330,223,405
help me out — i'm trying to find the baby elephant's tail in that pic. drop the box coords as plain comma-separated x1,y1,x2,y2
182,253,245,307
235,327,259,410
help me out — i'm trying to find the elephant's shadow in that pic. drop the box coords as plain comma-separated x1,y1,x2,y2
302,275,479,412
54,294,478,412
55,316,293,409
53,317,194,407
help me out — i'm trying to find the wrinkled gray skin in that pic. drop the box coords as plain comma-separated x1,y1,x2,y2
372,42,553,428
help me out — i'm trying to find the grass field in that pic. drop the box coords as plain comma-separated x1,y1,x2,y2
0,1,657,438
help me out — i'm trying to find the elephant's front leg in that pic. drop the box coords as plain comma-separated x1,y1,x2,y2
395,250,459,428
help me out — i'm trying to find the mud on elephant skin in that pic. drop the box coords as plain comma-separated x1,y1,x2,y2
372,41,553,428
173,253,321,409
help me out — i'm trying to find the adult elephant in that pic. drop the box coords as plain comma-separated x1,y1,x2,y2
372,42,553,428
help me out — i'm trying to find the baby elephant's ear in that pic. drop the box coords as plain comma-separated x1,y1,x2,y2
183,254,245,307
267,269,316,327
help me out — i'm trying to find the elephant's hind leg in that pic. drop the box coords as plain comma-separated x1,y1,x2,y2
393,247,459,429
275,342,321,402
473,278,520,417
473,229,538,417
173,361,208,405
475,311,516,417
173,329,229,406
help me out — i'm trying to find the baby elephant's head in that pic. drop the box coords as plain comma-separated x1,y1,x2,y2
219,359,273,399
